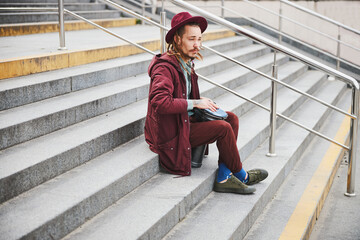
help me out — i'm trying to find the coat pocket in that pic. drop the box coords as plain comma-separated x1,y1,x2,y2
158,134,182,172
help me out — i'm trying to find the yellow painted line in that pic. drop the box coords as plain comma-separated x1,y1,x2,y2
279,112,351,240
0,29,235,80
0,18,137,37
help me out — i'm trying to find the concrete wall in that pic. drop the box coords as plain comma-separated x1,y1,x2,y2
164,1,360,66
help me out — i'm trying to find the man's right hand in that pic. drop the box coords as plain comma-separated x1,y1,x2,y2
193,97,219,112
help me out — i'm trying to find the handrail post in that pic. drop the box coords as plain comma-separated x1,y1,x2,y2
267,51,278,157
57,0,67,50
221,0,224,18
141,0,145,25
345,88,359,197
160,11,167,54
278,1,283,44
336,26,341,70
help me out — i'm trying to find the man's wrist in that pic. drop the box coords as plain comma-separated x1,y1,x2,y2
193,99,201,107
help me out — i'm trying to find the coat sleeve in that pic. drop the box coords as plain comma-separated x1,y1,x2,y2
149,64,188,115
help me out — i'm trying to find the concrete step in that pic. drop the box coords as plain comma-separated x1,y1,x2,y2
0,35,250,111
0,52,311,239
0,65,324,240
0,18,137,37
0,3,107,12
61,69,336,240
0,26,234,80
0,136,159,240
0,98,148,205
0,0,91,3
0,42,278,203
0,52,152,111
244,85,351,240
162,79,348,240
0,41,268,150
0,10,123,24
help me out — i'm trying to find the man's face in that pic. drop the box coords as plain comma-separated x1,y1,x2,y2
175,25,202,62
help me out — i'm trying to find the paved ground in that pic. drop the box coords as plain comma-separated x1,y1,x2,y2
310,128,360,240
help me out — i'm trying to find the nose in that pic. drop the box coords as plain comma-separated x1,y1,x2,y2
194,40,201,48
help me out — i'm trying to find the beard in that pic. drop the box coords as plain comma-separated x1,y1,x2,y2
178,45,199,61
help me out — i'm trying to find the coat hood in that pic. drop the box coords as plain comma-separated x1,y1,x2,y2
148,53,183,77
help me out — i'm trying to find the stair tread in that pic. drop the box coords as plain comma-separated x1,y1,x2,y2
0,98,147,180
0,137,158,240
0,59,321,195
0,73,148,129
0,35,270,203
0,52,152,91
163,80,347,240
213,60,307,110
61,70,333,240
244,90,350,240
0,24,225,60
0,36,246,91
0,65,327,239
0,42,271,149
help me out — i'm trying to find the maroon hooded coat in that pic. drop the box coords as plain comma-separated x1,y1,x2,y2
145,53,201,176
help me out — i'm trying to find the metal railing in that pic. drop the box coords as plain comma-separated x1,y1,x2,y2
169,0,358,197
1,0,358,196
229,0,360,70
218,5,359,76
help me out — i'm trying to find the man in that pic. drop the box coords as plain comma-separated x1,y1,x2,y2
144,12,268,194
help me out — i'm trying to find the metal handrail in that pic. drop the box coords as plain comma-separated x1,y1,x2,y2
166,0,359,196
168,0,358,88
97,1,355,118
1,0,357,194
243,0,360,52
220,5,360,75
101,0,358,194
281,0,360,36
239,0,360,69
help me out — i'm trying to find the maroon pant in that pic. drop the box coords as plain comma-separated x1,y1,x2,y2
189,111,242,173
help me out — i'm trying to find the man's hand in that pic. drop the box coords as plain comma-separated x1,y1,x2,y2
193,97,219,112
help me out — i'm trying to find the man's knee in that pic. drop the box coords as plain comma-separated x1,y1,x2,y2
226,112,239,127
214,120,233,135
226,111,238,121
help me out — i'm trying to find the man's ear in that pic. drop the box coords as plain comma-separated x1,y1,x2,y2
174,35,181,45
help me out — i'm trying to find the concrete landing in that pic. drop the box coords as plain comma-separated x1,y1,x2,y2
0,24,232,80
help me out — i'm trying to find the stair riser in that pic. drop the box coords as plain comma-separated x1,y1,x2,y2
0,11,122,24
1,47,268,149
0,38,251,112
0,77,71,111
22,156,159,240
0,68,320,230
201,56,290,102
0,118,145,204
0,84,149,150
239,74,326,163
0,0,91,3
201,38,253,57
232,85,348,240
0,4,106,12
236,64,308,118
118,76,333,240
1,38,250,112
133,84,346,240
0,59,152,111
196,47,270,77
0,62,309,203
274,75,327,129
141,173,216,240
3,74,339,240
